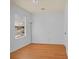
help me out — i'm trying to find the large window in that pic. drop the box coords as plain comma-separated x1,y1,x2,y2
15,14,26,39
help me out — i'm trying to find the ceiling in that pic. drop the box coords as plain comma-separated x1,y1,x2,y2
12,0,67,13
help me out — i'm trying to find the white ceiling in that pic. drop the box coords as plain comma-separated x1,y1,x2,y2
12,0,67,13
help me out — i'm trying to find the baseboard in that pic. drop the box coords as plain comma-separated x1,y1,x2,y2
11,42,65,53
10,43,31,53
31,42,64,45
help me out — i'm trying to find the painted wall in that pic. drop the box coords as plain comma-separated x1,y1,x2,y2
10,4,32,52
64,2,68,54
32,12,65,44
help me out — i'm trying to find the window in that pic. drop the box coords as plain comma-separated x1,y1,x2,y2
15,14,26,39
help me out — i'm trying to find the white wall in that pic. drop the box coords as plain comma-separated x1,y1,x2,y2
64,2,68,54
10,4,32,52
32,12,65,44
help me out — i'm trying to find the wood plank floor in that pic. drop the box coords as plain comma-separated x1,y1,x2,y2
10,43,67,59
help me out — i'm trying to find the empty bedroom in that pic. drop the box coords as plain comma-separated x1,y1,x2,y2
10,0,68,59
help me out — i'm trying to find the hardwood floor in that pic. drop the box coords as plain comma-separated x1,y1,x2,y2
10,43,67,59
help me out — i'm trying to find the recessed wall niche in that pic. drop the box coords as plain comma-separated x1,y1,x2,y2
14,14,26,39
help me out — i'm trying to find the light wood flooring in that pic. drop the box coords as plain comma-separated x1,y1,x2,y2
10,43,67,59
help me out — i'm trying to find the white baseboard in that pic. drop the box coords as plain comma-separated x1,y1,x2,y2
10,43,31,53
32,42,64,45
